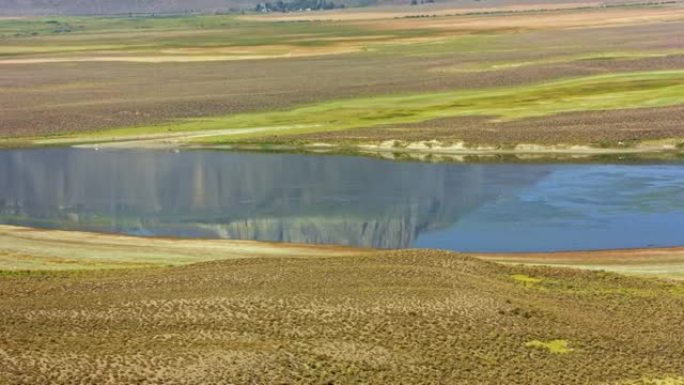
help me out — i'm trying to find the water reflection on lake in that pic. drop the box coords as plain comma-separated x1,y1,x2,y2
1,148,683,252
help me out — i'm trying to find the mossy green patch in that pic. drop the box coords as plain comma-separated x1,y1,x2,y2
525,339,572,354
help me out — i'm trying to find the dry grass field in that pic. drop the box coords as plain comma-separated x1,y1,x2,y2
0,225,367,270
1,0,683,152
476,247,684,279
1,249,683,384
1,226,684,384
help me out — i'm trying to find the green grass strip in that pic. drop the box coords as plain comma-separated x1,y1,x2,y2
88,70,684,142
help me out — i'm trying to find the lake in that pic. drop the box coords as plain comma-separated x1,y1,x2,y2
1,148,683,252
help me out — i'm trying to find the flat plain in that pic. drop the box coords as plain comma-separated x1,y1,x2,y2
1,0,683,152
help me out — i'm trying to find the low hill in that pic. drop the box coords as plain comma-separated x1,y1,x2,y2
1,250,683,384
3,0,355,15
0,0,617,16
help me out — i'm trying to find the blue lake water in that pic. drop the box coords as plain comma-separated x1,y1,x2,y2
1,148,683,252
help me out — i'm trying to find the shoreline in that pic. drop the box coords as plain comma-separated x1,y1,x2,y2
2,224,683,279
474,247,684,280
3,136,684,163
0,224,369,271
210,140,684,162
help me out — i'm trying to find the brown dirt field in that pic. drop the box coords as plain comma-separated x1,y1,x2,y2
248,105,684,147
360,6,684,32
1,250,683,384
0,6,682,144
2,50,682,139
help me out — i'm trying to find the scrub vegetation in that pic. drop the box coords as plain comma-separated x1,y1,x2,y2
1,249,683,384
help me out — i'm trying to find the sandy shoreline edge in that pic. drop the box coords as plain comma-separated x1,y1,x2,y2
1,224,683,279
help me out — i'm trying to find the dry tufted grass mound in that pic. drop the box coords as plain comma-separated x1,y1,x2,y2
1,250,683,384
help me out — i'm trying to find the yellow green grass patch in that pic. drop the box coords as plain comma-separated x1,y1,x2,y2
525,339,573,354
78,70,684,145
511,274,544,285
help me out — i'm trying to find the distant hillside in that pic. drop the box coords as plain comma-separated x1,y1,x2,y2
0,0,647,17
0,0,379,15
0,0,270,15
